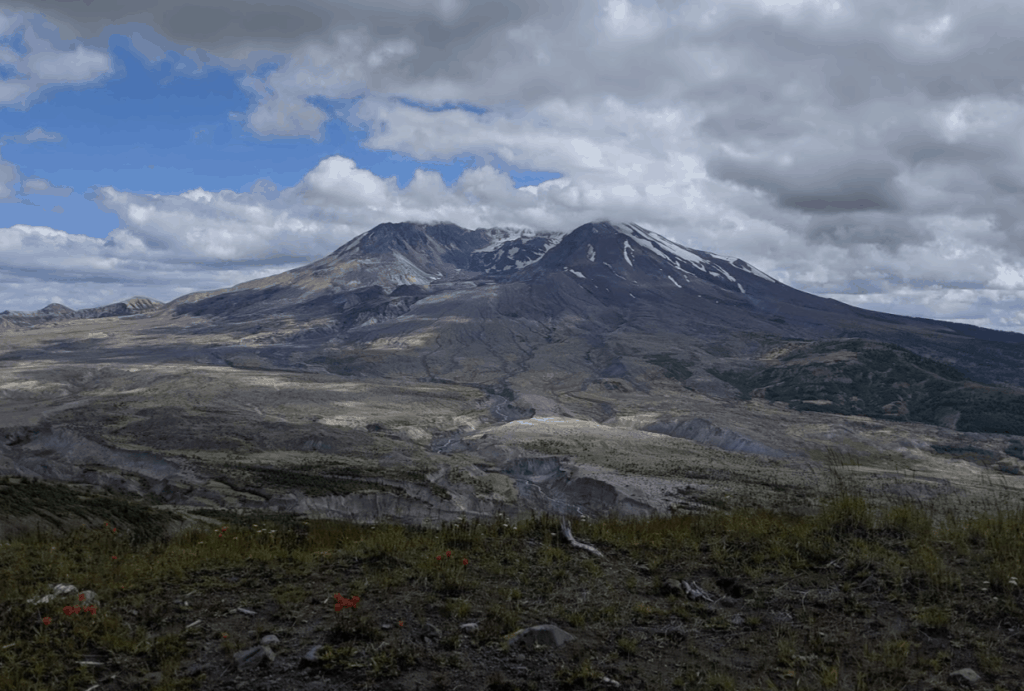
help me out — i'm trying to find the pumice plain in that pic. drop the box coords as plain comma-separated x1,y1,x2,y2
3,220,1024,690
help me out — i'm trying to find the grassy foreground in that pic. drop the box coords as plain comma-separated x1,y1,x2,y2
1,459,1023,691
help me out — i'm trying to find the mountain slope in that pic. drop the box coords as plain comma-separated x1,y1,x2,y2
708,338,1024,434
145,220,1024,419
5,220,1024,436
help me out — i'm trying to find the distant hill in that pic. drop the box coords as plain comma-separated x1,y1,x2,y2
0,296,163,329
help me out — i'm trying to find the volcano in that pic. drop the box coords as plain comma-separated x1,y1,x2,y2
8,219,1024,436
3,220,1024,537
150,219,1024,431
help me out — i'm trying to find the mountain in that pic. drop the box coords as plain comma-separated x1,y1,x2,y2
0,296,163,329
8,220,1024,435
163,222,565,319
107,219,1021,436
3,219,1024,538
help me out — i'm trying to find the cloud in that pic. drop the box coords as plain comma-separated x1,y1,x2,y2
127,30,167,63
0,223,291,313
0,155,19,201
0,134,69,201
6,126,62,143
22,41,110,82
0,13,113,108
0,0,1023,331
705,147,906,214
21,176,72,196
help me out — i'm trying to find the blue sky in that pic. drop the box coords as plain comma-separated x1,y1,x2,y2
1,32,559,241
2,0,1024,334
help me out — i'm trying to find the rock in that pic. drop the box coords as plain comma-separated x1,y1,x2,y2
948,668,982,687
504,624,576,649
234,644,274,671
423,622,443,644
300,645,324,668
260,634,280,647
459,623,480,634
25,583,99,607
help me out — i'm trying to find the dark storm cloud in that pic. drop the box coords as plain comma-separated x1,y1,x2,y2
706,149,905,214
1,0,557,56
803,212,932,252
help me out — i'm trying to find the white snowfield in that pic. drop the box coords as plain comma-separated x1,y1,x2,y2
610,222,778,286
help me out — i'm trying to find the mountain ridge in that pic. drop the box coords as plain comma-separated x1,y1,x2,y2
4,220,1024,437
0,296,163,329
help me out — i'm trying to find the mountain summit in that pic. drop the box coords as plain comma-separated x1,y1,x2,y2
165,219,790,323
523,220,778,291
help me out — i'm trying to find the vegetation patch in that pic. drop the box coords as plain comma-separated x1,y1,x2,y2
3,457,1024,690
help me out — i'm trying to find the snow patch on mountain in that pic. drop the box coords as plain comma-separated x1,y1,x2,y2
471,226,563,254
603,222,778,286
603,262,627,280
713,253,779,284
513,256,544,270
614,223,709,271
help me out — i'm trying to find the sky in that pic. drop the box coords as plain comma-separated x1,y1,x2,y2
1,0,1023,334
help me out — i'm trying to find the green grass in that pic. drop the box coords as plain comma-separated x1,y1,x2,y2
1,452,1024,691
